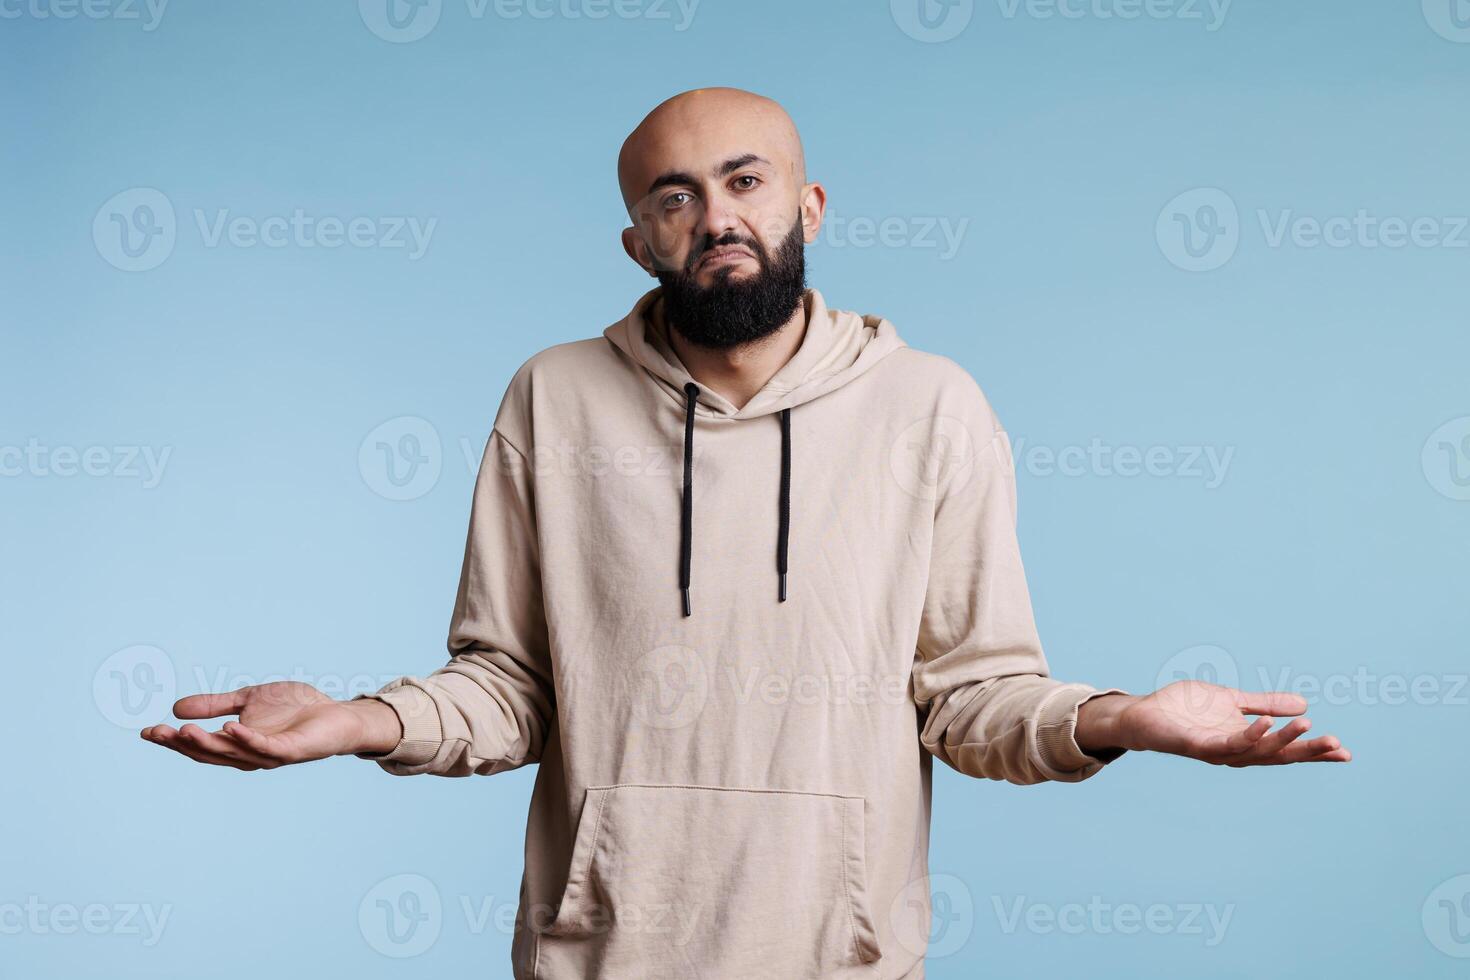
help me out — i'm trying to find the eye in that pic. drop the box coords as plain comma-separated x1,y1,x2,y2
662,191,693,210
733,175,760,191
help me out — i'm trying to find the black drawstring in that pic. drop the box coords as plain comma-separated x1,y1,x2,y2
777,407,791,603
677,385,793,617
680,382,698,617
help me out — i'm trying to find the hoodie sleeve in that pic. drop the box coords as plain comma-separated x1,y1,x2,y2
353,428,554,777
913,417,1129,785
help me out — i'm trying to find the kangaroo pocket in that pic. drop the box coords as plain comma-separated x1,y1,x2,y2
533,784,883,979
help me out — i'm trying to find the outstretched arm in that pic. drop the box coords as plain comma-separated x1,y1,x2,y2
1076,682,1351,766
912,410,1350,784
142,428,555,776
914,422,1130,785
141,683,402,769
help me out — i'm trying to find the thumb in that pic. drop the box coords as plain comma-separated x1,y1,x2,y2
174,689,252,719
1230,689,1309,717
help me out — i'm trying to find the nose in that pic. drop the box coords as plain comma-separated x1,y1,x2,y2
695,190,740,242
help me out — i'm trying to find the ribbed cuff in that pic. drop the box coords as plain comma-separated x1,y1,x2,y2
1034,684,1131,779
352,682,443,767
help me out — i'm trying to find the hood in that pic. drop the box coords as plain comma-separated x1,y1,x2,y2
603,286,908,617
604,286,908,420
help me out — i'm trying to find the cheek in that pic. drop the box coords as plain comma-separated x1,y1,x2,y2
643,219,697,269
745,208,796,252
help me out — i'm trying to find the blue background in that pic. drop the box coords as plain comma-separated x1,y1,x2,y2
4,1,1469,976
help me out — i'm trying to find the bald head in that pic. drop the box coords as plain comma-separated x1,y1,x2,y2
616,86,826,302
617,87,807,212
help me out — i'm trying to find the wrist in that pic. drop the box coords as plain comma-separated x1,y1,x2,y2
1075,692,1136,756
342,698,403,756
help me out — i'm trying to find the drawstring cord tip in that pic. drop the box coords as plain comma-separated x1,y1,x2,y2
681,588,692,618
779,573,787,603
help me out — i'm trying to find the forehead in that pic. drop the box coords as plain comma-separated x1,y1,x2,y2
619,100,800,205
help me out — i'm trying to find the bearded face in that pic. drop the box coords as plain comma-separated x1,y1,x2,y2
654,211,807,351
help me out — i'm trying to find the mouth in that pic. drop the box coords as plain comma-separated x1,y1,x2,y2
695,245,755,271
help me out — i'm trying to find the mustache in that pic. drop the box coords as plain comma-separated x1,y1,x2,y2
687,234,766,272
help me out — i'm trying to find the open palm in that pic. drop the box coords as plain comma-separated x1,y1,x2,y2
140,681,368,770
1119,680,1351,766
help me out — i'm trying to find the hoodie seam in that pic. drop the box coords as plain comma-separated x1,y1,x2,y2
840,799,863,965
532,786,605,980
492,426,530,461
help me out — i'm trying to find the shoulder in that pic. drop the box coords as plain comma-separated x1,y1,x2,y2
879,344,1006,439
489,337,624,452
510,336,623,387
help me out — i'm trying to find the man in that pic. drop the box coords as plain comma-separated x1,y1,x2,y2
141,88,1350,978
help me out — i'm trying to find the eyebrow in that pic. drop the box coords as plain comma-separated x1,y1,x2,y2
646,153,771,197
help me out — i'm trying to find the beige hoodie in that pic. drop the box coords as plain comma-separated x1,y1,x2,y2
356,286,1128,979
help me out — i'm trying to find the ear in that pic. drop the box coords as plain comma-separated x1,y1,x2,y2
799,182,827,245
622,225,659,278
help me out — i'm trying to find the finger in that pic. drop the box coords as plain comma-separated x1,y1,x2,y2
177,724,277,769
223,721,296,762
200,726,284,768
1247,717,1312,757
147,726,259,770
1231,690,1308,717
174,690,251,720
141,723,189,744
1218,714,1273,754
1273,735,1348,764
1231,735,1350,767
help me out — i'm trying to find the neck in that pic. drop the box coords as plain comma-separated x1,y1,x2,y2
659,292,809,410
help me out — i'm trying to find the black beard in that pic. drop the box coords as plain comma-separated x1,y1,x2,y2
656,215,806,351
